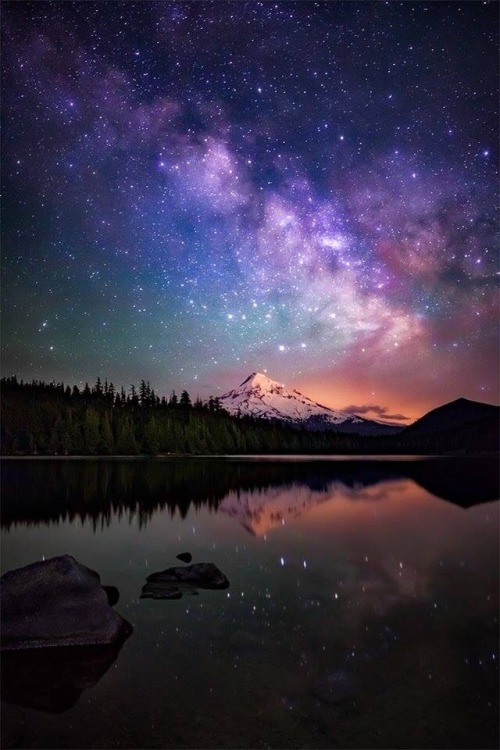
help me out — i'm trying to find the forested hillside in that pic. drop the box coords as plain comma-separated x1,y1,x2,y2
1,377,498,456
0,376,364,455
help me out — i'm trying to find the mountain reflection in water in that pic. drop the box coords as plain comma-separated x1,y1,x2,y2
1,456,498,530
1,457,498,749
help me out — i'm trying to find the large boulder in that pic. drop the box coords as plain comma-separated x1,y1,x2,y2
1,555,132,650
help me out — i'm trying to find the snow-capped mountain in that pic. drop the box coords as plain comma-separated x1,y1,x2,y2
216,373,400,435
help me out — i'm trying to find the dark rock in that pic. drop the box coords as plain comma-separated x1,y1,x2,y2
140,583,183,600
141,562,229,600
1,555,132,650
103,585,120,606
146,562,229,590
176,552,192,563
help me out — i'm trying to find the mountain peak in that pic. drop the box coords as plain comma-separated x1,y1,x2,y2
217,373,401,435
240,372,283,389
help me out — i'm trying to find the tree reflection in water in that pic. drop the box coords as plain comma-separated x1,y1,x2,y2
1,456,498,531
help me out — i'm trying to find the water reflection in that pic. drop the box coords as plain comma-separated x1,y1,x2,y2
1,456,498,530
1,641,129,713
1,458,498,748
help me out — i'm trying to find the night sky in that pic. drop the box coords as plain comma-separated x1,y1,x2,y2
2,1,498,421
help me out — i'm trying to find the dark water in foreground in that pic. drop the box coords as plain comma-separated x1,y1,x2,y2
1,457,499,749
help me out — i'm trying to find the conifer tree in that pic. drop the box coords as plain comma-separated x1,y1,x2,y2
130,385,139,407
180,390,191,407
98,412,114,454
143,416,160,454
116,418,138,455
13,428,34,454
69,419,84,453
139,379,148,406
84,409,100,453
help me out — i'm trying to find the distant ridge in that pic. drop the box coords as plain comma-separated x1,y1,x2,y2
402,397,499,436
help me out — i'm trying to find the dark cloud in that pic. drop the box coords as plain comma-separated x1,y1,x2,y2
343,405,410,422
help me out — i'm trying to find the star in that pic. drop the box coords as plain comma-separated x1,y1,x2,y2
0,0,496,416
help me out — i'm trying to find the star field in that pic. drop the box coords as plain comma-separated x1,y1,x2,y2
2,1,498,419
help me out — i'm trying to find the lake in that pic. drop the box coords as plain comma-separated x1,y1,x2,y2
1,457,499,749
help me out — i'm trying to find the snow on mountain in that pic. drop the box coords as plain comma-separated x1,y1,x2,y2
216,373,400,435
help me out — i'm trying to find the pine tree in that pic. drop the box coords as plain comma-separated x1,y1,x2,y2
143,416,160,454
13,428,34,454
98,412,114,454
180,390,191,408
69,419,84,453
130,384,139,407
84,409,100,453
116,418,138,455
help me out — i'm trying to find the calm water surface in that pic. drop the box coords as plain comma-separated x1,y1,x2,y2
1,457,499,749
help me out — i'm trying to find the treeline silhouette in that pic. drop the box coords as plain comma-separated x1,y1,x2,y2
1,375,368,455
1,376,498,456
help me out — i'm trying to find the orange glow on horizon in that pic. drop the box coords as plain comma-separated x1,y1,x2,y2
293,368,496,424
294,376,421,423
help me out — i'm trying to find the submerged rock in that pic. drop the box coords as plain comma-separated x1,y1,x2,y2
176,552,192,563
146,562,229,589
140,583,183,600
1,555,132,651
141,562,229,600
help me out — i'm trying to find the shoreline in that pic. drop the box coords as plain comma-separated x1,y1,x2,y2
1,453,498,461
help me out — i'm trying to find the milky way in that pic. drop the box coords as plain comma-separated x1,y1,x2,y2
2,1,498,419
